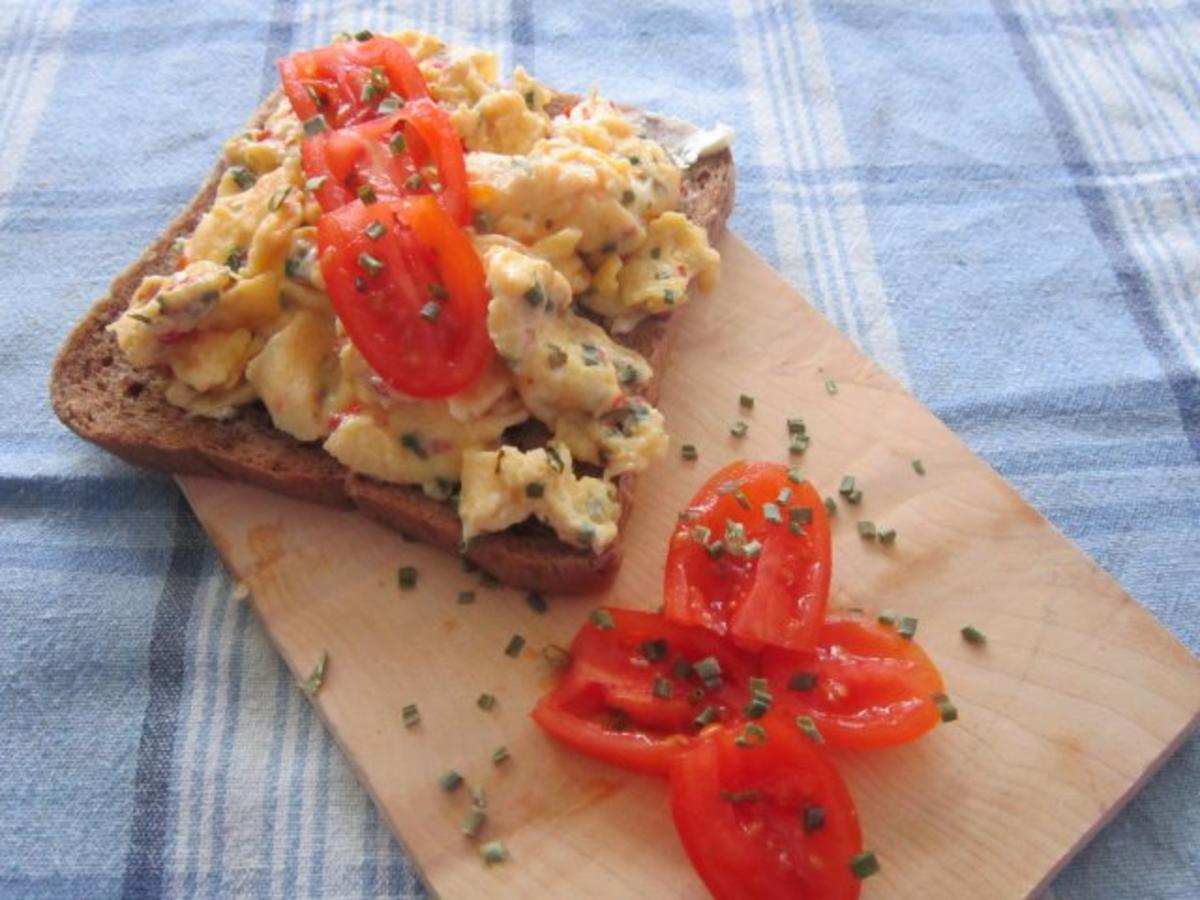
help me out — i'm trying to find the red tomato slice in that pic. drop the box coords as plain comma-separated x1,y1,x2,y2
531,608,758,776
278,36,428,129
317,196,490,398
302,101,470,224
669,713,865,900
765,613,946,749
664,461,832,654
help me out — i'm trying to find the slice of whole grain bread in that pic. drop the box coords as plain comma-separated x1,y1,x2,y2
50,90,735,594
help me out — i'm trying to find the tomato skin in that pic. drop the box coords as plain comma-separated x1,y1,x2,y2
766,613,945,749
278,37,428,129
531,608,759,776
664,460,832,654
669,713,864,900
317,196,490,398
301,101,470,224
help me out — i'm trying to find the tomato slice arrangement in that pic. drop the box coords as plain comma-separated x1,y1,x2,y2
767,613,946,749
534,459,956,898
317,197,491,398
665,460,832,654
278,36,428,129
278,35,486,399
670,713,865,900
532,608,757,775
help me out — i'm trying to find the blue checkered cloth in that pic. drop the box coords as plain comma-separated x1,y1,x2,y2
3,1,1197,896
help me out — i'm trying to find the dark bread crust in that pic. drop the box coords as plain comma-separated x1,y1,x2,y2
51,91,734,594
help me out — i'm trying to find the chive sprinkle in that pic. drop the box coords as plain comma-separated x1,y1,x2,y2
912,458,926,475
480,840,507,865
804,805,826,832
304,174,328,192
897,616,919,640
787,467,803,484
525,591,548,614
401,703,420,728
734,722,768,747
934,693,959,723
795,715,825,743
590,609,615,630
749,676,769,694
734,489,752,510
730,420,748,439
542,644,572,668
491,745,510,765
739,393,755,409
680,443,698,461
357,184,378,204
358,252,384,275
961,625,987,645
789,434,810,455
694,656,722,686
850,850,880,880
671,658,692,680
858,521,877,540
461,806,486,838
641,639,669,662
365,220,387,240
268,186,292,212
398,566,418,590
299,652,328,696
504,634,526,658
229,165,256,190
457,590,476,605
838,475,856,496
419,301,440,321
693,705,719,728
877,610,898,626
787,417,806,435
354,29,374,40
378,95,403,114
791,506,813,525
742,692,772,720
389,132,408,154
788,671,817,691
824,496,838,517
877,527,897,545
477,693,496,711
405,173,423,191
470,784,487,809
825,378,839,395
763,503,783,524
776,487,793,504
652,676,673,699
302,114,328,135
439,769,464,792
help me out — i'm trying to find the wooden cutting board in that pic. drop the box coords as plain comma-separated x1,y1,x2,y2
180,234,1200,899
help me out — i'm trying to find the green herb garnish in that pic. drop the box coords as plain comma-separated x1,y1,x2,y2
458,590,477,605
641,639,669,662
461,806,486,838
229,165,256,190
299,652,328,696
302,114,328,136
542,644,572,668
652,676,673,699
525,591,548,614
480,840,507,865
739,393,755,409
788,671,817,691
504,634,526,658
358,251,384,274
491,745,510,765
850,850,880,879
734,722,768,747
858,521,877,540
477,692,496,711
730,420,748,439
804,805,826,832
934,693,959,723
402,702,420,728
590,609,615,630
357,184,378,204
693,705,719,728
912,458,926,475
389,132,407,154
961,625,986,645
398,566,418,590
897,616,918,640
681,443,698,461
795,715,824,743
365,220,387,240
825,378,839,395
439,769,464,792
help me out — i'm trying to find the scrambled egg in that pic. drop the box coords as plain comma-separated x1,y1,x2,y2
109,31,724,550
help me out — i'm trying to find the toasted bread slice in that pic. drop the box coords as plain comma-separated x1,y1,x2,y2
50,91,735,594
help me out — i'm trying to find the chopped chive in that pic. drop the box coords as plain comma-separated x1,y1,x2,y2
897,616,919,640
671,658,692,680
480,840,507,865
229,165,256,190
299,652,328,696
763,502,783,524
401,431,428,459
742,692,772,720
788,671,817,691
480,571,501,588
795,715,825,743
858,521,877,540
934,693,959,723
401,702,420,728
734,489,752,510
788,434,810,455
652,676,673,699
491,745,510,765
739,393,755,409
268,186,292,212
877,610,898,626
790,506,813,525
694,656,722,685
542,644,572,668
912,458,926,476
681,443,698,461
749,676,769,694
389,131,408,154
787,467,803,484
419,302,441,321
304,174,328,193
838,475,856,496
846,488,863,504
641,639,669,662
716,480,738,496
360,82,379,103
590,609,615,630
690,525,712,545
730,420,748,439
776,487,793,505
720,788,762,804
398,566,418,590
804,805,826,832
357,184,378,204
439,769,464,792
850,850,880,880
522,282,546,307
405,173,423,191
358,252,384,275
705,539,725,558
477,692,496,711
354,29,374,40
825,378,839,395
524,481,545,499
961,625,986,645
461,806,486,838
788,521,804,536
620,187,635,205
693,705,719,728
302,114,328,136
365,220,387,240
504,634,526,658
824,496,838,517
378,94,403,114
525,591,548,614
742,540,763,559
734,722,768,747
877,527,897,545
457,590,476,605
787,417,806,435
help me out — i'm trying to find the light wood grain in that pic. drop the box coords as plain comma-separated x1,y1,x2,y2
180,234,1200,899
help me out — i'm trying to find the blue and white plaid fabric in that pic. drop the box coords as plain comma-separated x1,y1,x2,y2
2,1,1197,896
